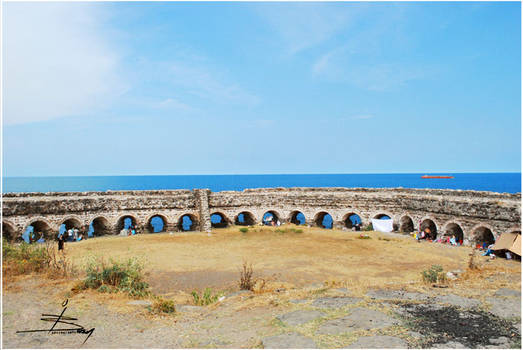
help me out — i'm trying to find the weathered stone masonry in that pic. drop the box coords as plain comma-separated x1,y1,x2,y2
2,187,521,245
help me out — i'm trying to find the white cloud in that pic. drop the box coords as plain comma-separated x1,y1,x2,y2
167,62,260,106
3,2,127,125
256,3,356,55
153,98,194,112
351,115,374,120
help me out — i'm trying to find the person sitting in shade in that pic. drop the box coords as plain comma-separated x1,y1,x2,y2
449,235,457,246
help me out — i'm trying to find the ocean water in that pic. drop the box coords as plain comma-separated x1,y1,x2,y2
3,173,521,194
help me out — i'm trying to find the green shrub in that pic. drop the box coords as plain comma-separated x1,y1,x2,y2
83,257,150,297
239,228,248,233
293,228,303,234
363,224,373,231
150,297,176,314
2,239,50,275
191,288,221,306
421,265,447,284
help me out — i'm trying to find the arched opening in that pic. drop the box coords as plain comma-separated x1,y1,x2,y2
235,212,256,226
116,215,138,234
89,217,111,237
443,223,464,244
421,219,438,240
210,212,229,228
178,214,197,232
314,212,333,229
2,222,17,242
374,214,391,220
148,215,167,233
289,211,306,225
399,216,414,233
472,226,495,246
59,218,83,240
262,211,280,226
24,220,53,243
344,213,362,229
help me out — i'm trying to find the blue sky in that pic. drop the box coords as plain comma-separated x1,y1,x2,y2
3,2,521,176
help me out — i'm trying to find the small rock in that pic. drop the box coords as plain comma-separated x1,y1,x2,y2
347,335,408,349
276,310,325,326
262,332,317,348
311,297,362,309
175,304,205,313
446,272,458,280
433,294,480,308
127,300,152,306
486,297,521,319
317,307,399,335
431,341,467,348
494,288,521,298
489,336,510,345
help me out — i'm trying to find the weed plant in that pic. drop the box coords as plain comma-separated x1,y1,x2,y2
191,288,221,305
422,265,447,284
82,257,150,297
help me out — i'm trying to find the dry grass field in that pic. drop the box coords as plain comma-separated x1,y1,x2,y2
4,224,521,348
63,225,521,295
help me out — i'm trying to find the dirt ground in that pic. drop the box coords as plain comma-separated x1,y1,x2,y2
2,226,522,348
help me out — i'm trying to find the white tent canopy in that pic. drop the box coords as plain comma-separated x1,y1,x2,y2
371,219,393,232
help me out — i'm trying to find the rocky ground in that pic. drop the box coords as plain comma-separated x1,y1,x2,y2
3,276,521,349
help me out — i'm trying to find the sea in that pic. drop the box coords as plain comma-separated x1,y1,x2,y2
3,173,521,194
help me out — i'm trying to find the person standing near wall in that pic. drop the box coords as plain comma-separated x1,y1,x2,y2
58,234,65,251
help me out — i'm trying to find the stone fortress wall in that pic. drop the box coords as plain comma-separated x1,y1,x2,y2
2,187,521,245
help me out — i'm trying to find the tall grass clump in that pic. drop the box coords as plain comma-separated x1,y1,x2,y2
3,238,49,275
191,288,222,306
82,257,150,297
239,261,254,290
421,265,447,284
149,297,176,314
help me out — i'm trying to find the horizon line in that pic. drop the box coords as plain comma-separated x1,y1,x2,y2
3,171,522,179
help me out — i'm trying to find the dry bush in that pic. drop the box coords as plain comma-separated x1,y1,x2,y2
468,247,479,270
44,242,77,278
239,261,254,290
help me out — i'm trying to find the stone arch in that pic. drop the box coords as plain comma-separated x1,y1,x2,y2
235,211,256,226
442,221,465,243
2,221,18,242
115,214,139,234
60,216,83,231
420,217,438,240
262,210,282,225
25,218,54,240
90,216,112,236
314,211,333,229
288,210,306,225
178,213,198,232
342,212,363,229
470,224,496,246
210,212,231,228
399,215,415,233
373,212,393,220
146,213,169,233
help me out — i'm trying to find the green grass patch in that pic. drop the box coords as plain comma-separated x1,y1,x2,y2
81,257,150,297
191,287,223,306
